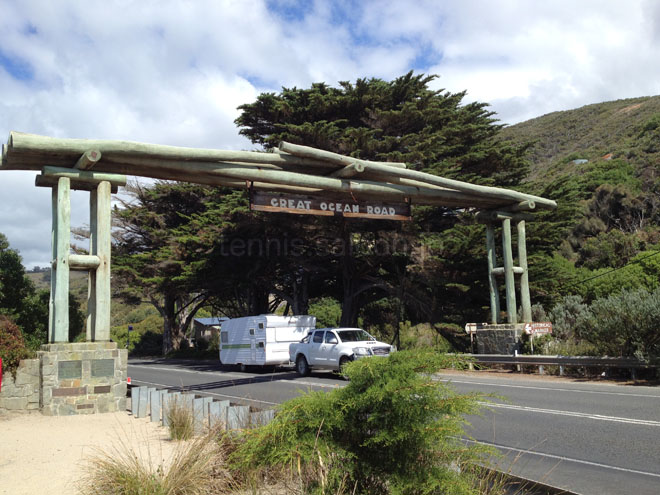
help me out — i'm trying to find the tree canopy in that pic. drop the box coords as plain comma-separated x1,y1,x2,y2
113,72,536,353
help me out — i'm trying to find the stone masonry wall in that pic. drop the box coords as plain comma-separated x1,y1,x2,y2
0,358,40,412
40,342,127,416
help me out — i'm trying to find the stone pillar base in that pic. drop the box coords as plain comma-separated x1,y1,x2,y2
38,342,127,416
474,323,524,354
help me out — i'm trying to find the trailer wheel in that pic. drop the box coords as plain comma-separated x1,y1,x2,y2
296,355,310,377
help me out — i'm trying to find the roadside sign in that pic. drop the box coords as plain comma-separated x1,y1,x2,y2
523,322,553,335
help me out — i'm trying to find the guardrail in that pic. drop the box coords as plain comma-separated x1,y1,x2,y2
464,354,658,379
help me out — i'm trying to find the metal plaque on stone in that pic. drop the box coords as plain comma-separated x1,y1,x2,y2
58,360,82,379
91,359,115,377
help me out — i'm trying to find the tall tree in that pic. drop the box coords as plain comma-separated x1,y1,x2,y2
235,72,531,325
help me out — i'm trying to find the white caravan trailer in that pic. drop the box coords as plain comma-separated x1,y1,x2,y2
219,314,316,369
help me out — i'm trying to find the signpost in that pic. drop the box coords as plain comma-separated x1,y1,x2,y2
523,322,552,353
250,191,411,221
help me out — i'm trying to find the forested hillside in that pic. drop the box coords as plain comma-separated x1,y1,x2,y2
496,96,660,304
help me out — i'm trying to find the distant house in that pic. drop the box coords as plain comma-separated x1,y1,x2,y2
572,159,589,165
193,317,228,344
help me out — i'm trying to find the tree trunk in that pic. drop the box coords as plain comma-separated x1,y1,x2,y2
339,224,359,327
248,284,269,315
161,292,176,355
292,269,310,315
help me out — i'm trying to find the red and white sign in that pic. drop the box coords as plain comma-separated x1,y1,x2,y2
523,322,553,335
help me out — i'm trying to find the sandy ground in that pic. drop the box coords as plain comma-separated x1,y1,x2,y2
0,405,178,495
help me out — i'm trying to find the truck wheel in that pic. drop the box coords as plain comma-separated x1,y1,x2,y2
296,355,310,377
339,356,351,378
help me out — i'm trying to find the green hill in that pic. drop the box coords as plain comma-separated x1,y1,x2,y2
500,95,660,182
496,95,660,305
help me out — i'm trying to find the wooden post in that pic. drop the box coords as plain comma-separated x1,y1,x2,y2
501,218,517,324
87,190,97,341
94,181,111,341
53,177,70,342
485,223,500,324
517,220,532,323
48,188,57,341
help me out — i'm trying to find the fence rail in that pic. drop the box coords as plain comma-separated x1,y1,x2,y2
464,354,658,378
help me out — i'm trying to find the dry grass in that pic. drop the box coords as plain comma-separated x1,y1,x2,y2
78,427,236,495
166,398,195,441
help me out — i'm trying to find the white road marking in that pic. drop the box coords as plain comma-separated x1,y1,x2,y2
482,402,660,427
467,439,660,479
439,377,660,399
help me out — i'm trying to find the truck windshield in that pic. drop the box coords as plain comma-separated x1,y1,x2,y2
337,329,374,342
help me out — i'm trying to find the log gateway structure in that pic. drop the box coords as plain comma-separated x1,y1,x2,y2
2,131,557,344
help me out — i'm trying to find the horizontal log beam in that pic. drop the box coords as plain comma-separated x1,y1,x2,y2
5,131,346,169
3,131,556,211
358,161,556,209
475,211,536,223
69,254,101,270
35,175,119,193
279,141,407,169
492,266,525,275
42,166,127,187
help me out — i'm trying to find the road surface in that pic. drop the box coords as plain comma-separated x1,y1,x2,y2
127,359,660,495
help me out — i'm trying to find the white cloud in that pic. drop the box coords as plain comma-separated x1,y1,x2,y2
0,0,659,267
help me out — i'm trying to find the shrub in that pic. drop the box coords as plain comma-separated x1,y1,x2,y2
0,315,33,377
588,288,660,360
231,350,488,495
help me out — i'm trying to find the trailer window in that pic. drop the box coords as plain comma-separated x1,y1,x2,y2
249,328,255,336
258,342,265,348
258,322,264,329
221,332,228,344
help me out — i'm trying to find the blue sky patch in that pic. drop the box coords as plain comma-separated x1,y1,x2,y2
0,50,34,81
266,0,309,22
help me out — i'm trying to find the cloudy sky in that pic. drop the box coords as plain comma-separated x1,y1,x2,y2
1,0,659,268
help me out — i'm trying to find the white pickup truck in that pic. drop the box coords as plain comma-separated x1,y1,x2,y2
289,327,393,376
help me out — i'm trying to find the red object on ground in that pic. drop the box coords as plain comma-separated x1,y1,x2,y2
126,376,131,385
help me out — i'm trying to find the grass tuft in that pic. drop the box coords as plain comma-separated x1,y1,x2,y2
78,426,235,495
167,398,195,441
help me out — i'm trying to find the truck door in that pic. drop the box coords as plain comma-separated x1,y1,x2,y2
309,330,325,365
323,331,340,364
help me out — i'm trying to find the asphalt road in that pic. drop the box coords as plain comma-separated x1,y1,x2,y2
127,359,660,495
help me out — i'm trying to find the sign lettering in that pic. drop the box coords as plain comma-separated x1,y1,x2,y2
252,191,411,221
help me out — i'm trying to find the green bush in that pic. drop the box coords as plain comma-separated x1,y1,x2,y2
548,289,660,360
231,350,487,495
0,315,33,377
398,321,453,352
588,288,660,360
308,297,341,328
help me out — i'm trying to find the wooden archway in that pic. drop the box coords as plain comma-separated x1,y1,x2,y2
2,132,556,342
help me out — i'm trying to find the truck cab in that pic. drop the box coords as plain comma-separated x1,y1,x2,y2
289,328,393,376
